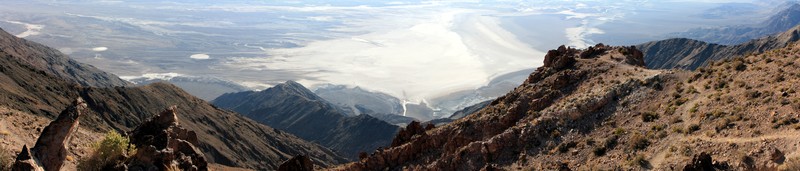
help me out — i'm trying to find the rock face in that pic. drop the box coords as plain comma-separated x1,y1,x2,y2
638,24,800,70
277,155,314,171
0,28,132,87
126,106,207,171
212,81,400,160
12,98,86,171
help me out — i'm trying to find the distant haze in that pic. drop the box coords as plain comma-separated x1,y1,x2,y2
0,0,784,109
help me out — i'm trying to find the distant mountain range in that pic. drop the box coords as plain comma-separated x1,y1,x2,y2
123,74,252,101
212,81,400,160
667,3,800,45
0,28,346,170
639,24,800,70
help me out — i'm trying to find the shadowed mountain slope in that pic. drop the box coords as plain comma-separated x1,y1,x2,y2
0,28,132,87
213,81,401,160
638,25,800,70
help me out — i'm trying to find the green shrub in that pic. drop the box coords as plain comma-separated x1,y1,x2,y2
78,131,136,171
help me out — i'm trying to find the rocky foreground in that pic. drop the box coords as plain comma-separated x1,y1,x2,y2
330,44,800,170
11,99,208,170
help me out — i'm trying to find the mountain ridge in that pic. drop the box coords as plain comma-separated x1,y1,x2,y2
212,81,401,160
0,28,132,87
638,24,800,70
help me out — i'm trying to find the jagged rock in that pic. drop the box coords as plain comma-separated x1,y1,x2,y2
11,145,42,171
771,148,785,164
543,45,577,70
12,98,86,171
622,46,646,67
579,44,609,59
278,155,314,171
390,121,433,147
127,106,208,171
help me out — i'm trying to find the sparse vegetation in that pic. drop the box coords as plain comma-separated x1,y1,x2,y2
628,154,650,168
629,133,650,151
686,124,701,134
641,112,659,122
78,131,136,171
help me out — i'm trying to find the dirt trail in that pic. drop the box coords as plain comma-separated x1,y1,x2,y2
649,130,800,169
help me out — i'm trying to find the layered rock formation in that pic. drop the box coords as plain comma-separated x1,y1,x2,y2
12,98,86,171
212,81,400,160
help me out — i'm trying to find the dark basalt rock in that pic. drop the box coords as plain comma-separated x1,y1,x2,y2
278,155,314,171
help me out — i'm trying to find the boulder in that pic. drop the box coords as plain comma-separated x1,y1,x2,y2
278,155,314,171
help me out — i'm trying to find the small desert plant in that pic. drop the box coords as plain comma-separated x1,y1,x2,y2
629,133,650,151
628,154,650,168
641,112,659,122
78,131,136,171
686,124,701,134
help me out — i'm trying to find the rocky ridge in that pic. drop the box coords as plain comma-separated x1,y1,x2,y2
334,43,800,170
212,81,400,160
0,28,132,87
638,24,800,70
667,3,800,45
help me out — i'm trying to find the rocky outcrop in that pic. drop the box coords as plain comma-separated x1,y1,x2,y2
126,106,208,171
12,98,86,171
543,45,578,70
278,155,314,171
390,121,434,147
